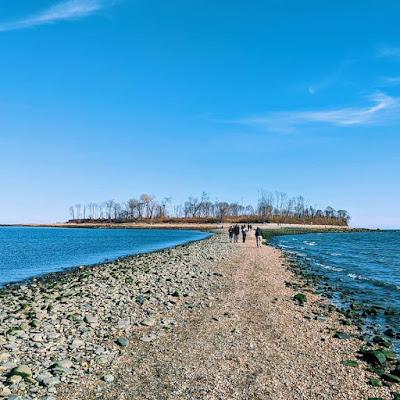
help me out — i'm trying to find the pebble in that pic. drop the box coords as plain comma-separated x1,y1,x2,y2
116,337,129,347
0,234,227,398
140,334,157,342
102,374,115,383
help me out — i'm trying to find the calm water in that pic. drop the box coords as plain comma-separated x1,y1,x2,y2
272,231,400,340
0,227,210,287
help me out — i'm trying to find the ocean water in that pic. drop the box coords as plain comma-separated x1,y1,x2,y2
0,227,210,287
272,231,400,342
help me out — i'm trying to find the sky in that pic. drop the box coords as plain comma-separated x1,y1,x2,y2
0,0,399,228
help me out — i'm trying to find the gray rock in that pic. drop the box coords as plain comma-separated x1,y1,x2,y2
140,334,157,342
117,319,130,330
10,365,32,379
102,374,115,383
140,317,157,327
116,337,129,347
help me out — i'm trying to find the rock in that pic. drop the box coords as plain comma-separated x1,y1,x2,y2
140,334,157,342
117,318,130,330
141,317,157,327
334,332,351,340
368,377,382,387
95,355,108,364
341,360,358,367
116,337,129,347
30,319,40,328
102,374,115,383
70,338,85,348
293,293,307,305
384,328,395,337
8,374,23,384
381,373,400,383
50,359,73,375
0,383,11,397
373,335,391,347
84,315,98,324
381,349,397,361
0,352,10,362
362,350,387,366
31,334,43,343
42,377,60,387
51,359,73,369
11,365,32,379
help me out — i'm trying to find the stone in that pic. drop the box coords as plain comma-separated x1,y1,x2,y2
381,373,400,383
0,384,11,397
116,337,129,347
102,374,115,383
8,375,23,385
95,355,108,364
70,338,85,348
140,334,157,342
362,350,387,366
341,360,358,367
31,334,43,343
11,365,32,379
293,293,307,305
373,335,391,347
334,332,351,340
42,377,60,387
0,352,10,362
84,315,98,324
368,377,382,387
141,317,157,327
52,359,73,369
117,319,130,330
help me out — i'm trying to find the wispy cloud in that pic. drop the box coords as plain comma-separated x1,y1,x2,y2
377,45,400,59
377,76,400,87
307,59,353,96
0,0,115,32
234,93,400,133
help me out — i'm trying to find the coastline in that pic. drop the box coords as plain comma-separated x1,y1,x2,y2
0,228,213,290
0,229,398,399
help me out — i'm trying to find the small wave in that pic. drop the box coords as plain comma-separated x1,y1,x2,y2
304,241,317,246
315,262,343,272
330,252,342,256
347,273,368,281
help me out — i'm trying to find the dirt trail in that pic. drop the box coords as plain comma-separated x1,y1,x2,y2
62,232,393,400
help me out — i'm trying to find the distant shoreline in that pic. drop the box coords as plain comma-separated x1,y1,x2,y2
1,221,355,231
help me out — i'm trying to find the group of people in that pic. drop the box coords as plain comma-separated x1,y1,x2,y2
228,224,263,247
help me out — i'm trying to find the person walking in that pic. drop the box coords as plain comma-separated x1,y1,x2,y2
255,227,262,247
241,226,247,243
228,226,234,242
234,224,240,243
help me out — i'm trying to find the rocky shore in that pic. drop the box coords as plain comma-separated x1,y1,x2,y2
0,233,235,399
1,230,399,399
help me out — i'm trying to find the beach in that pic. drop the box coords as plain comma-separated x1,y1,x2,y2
0,228,397,399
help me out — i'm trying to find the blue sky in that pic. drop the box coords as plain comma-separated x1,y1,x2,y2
0,0,399,228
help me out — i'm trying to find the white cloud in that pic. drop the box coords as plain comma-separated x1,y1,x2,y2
0,0,115,32
234,93,400,133
377,45,400,59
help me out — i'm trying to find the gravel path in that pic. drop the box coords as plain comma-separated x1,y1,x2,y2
57,232,397,400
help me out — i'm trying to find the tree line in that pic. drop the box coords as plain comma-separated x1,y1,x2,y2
68,191,350,226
